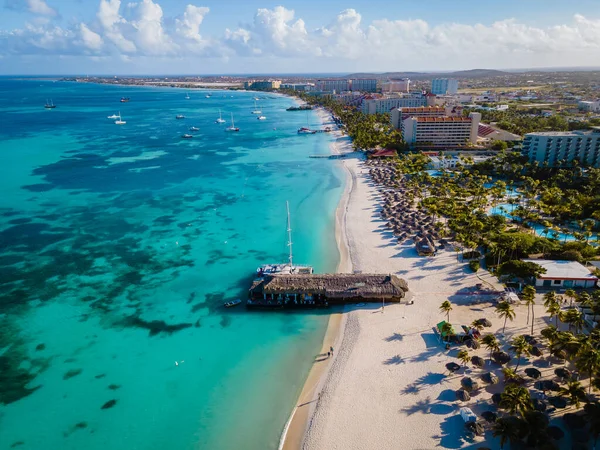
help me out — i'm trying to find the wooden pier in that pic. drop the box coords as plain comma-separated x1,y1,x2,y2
247,273,409,309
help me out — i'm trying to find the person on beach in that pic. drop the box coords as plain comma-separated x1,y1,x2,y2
327,352,331,358
330,346,334,355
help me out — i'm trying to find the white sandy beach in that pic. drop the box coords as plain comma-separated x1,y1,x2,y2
282,108,554,450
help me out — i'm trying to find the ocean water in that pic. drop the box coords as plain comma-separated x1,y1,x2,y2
0,79,342,450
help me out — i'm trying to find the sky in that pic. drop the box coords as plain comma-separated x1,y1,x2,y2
1,0,600,75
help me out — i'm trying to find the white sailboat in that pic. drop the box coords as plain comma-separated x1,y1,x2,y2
257,115,267,120
215,109,226,124
251,100,262,115
107,113,119,119
185,92,191,100
297,111,316,134
225,113,239,132
114,112,126,125
256,201,313,277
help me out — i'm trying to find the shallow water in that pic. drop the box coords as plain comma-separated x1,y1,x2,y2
0,79,342,450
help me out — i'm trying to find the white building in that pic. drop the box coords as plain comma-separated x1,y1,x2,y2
381,79,410,93
578,100,600,112
521,129,600,167
524,260,598,288
350,79,377,93
361,93,434,115
390,106,462,129
401,113,481,149
316,79,350,93
431,78,459,95
281,83,314,91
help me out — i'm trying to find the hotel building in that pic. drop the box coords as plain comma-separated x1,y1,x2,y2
350,79,377,93
316,79,350,93
521,129,600,167
381,79,410,93
431,78,459,95
360,93,435,115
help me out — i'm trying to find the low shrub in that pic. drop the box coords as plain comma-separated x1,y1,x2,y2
469,260,480,272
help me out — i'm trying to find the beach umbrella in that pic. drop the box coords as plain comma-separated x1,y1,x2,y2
547,426,564,440
476,318,492,328
491,393,502,406
465,422,484,436
525,368,542,379
481,411,497,423
548,396,568,408
465,339,480,350
531,346,543,357
481,372,499,385
535,380,560,392
461,377,479,392
523,335,538,345
492,351,511,365
554,368,571,380
471,356,485,368
532,398,547,412
455,389,470,402
563,413,587,429
446,362,461,373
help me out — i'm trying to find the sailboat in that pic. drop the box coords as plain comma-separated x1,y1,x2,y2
225,113,239,132
256,201,313,277
114,112,126,125
298,111,316,134
185,92,191,100
44,99,56,109
251,100,262,115
107,113,119,119
257,115,267,120
215,109,226,124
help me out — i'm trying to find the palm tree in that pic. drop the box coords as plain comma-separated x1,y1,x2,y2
439,300,452,321
510,335,533,371
559,379,586,408
482,334,500,363
565,288,577,308
547,302,561,328
543,291,557,309
492,416,526,449
577,348,600,393
470,320,484,332
500,384,533,417
457,349,470,367
496,301,516,334
562,309,585,334
522,285,537,335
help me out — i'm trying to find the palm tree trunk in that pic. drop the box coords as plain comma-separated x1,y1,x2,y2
531,306,535,336
503,316,508,334
526,304,530,325
515,354,521,371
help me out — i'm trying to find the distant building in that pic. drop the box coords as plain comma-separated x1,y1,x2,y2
381,79,410,93
316,79,350,93
390,106,463,129
578,100,600,112
361,93,434,115
521,129,600,167
431,78,459,95
401,115,480,149
244,80,282,90
523,259,598,288
350,79,377,93
477,123,521,142
281,83,314,92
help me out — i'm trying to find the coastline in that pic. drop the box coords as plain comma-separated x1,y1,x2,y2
279,106,355,450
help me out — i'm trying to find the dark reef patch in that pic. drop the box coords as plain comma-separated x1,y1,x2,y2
8,218,32,225
121,315,192,337
35,343,46,351
108,384,120,390
63,369,82,380
94,374,106,379
22,183,55,192
220,315,232,328
10,442,25,448
101,399,117,409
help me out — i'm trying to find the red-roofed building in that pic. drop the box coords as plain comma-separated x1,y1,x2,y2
371,149,397,158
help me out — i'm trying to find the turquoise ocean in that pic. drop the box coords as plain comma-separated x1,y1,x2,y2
0,79,343,450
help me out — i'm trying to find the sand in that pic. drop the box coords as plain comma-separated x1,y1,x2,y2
282,107,550,450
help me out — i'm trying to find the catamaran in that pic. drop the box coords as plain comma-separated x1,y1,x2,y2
225,113,239,132
189,126,199,132
257,115,267,120
181,133,193,139
114,112,126,125
176,114,185,119
215,109,226,124
251,100,262,115
44,99,56,109
256,201,313,277
297,112,316,134
107,113,119,119
185,92,190,100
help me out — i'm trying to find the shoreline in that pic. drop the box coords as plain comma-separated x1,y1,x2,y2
279,106,355,450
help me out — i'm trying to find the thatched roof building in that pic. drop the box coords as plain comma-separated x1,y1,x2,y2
249,273,409,307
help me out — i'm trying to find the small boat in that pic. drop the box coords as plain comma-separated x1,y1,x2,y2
114,112,126,125
189,126,199,132
251,100,262,115
185,92,191,100
224,299,242,308
225,113,239,132
297,127,316,134
107,113,119,119
44,99,56,109
257,115,267,120
205,94,211,98
176,114,185,119
215,109,226,124
254,97,260,101
120,97,130,102
182,134,193,139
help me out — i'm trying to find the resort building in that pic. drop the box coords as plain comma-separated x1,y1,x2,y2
390,106,462,129
477,123,521,143
578,100,600,113
400,113,482,149
244,80,282,90
431,78,459,95
361,93,435,115
381,79,411,93
247,273,409,308
524,260,598,288
316,79,350,93
280,83,314,91
521,129,600,167
350,79,378,93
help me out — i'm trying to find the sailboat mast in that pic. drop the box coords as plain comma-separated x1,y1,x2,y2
231,112,234,127
286,201,293,267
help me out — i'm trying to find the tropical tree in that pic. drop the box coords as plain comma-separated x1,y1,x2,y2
521,285,537,335
547,302,561,328
457,349,470,367
576,348,600,393
565,288,577,308
482,334,500,363
500,384,533,417
439,300,452,321
496,301,516,334
492,416,526,449
543,291,557,309
559,380,586,408
509,335,533,371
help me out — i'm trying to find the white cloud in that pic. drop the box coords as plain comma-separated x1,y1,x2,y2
129,0,176,55
176,5,209,42
26,0,57,16
79,23,103,51
97,0,136,53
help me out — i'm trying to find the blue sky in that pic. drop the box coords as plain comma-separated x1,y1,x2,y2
1,0,600,74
